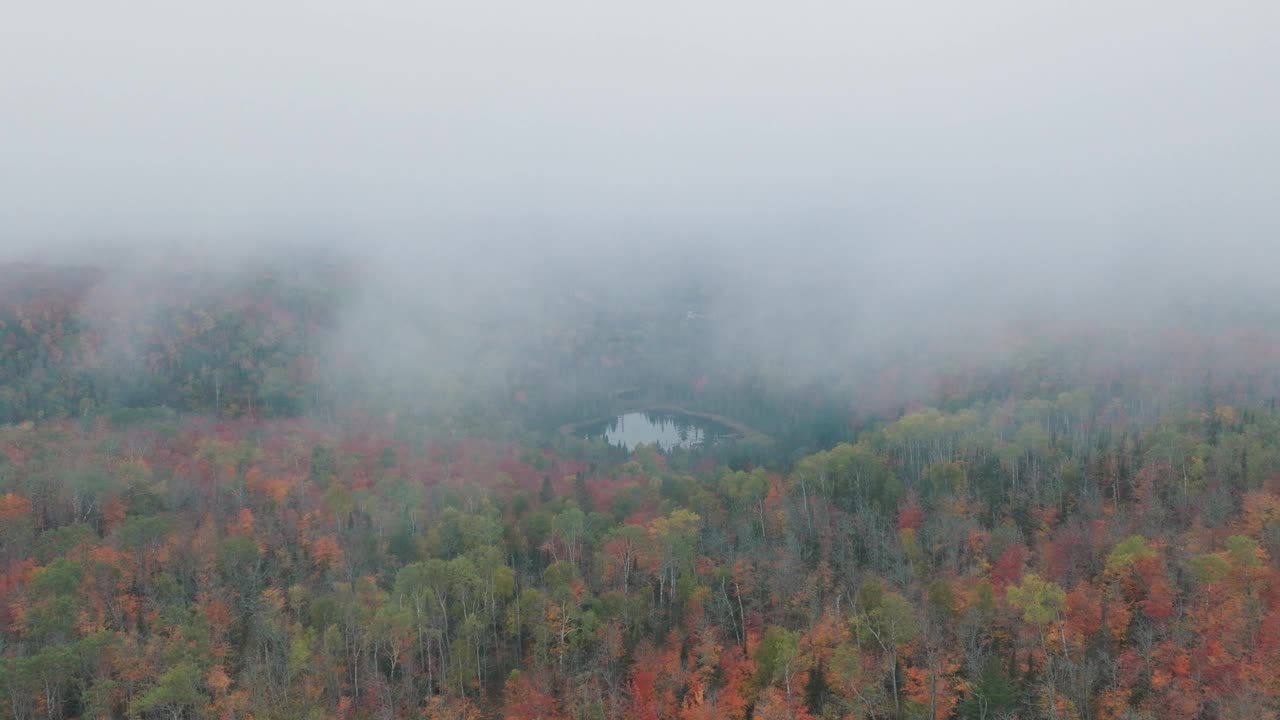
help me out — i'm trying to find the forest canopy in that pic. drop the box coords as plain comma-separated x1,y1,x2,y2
4,254,1280,720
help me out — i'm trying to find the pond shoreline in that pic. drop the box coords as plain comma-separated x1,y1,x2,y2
558,406,772,445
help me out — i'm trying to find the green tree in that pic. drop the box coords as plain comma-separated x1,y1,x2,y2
957,659,1020,720
131,661,205,720
1006,573,1066,719
754,626,803,696
858,590,918,718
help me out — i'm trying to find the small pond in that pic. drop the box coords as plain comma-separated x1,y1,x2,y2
579,410,737,451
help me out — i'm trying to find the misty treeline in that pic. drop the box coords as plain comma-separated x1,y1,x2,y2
5,258,1280,719
6,253,1276,455
0,256,861,455
0,261,342,423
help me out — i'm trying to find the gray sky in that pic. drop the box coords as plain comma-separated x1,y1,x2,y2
3,1,1279,409
3,1,1277,250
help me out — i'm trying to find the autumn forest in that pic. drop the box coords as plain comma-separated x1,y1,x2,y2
3,256,1280,720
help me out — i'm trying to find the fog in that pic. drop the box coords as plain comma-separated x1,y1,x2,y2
3,1,1280,418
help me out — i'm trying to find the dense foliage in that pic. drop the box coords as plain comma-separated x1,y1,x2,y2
0,263,342,424
6,375,1280,719
6,261,1280,719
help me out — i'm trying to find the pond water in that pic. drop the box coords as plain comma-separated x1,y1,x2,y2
580,410,736,451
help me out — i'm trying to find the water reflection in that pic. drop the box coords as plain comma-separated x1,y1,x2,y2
583,411,732,451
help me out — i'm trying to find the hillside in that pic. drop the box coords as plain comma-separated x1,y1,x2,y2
4,264,1280,719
